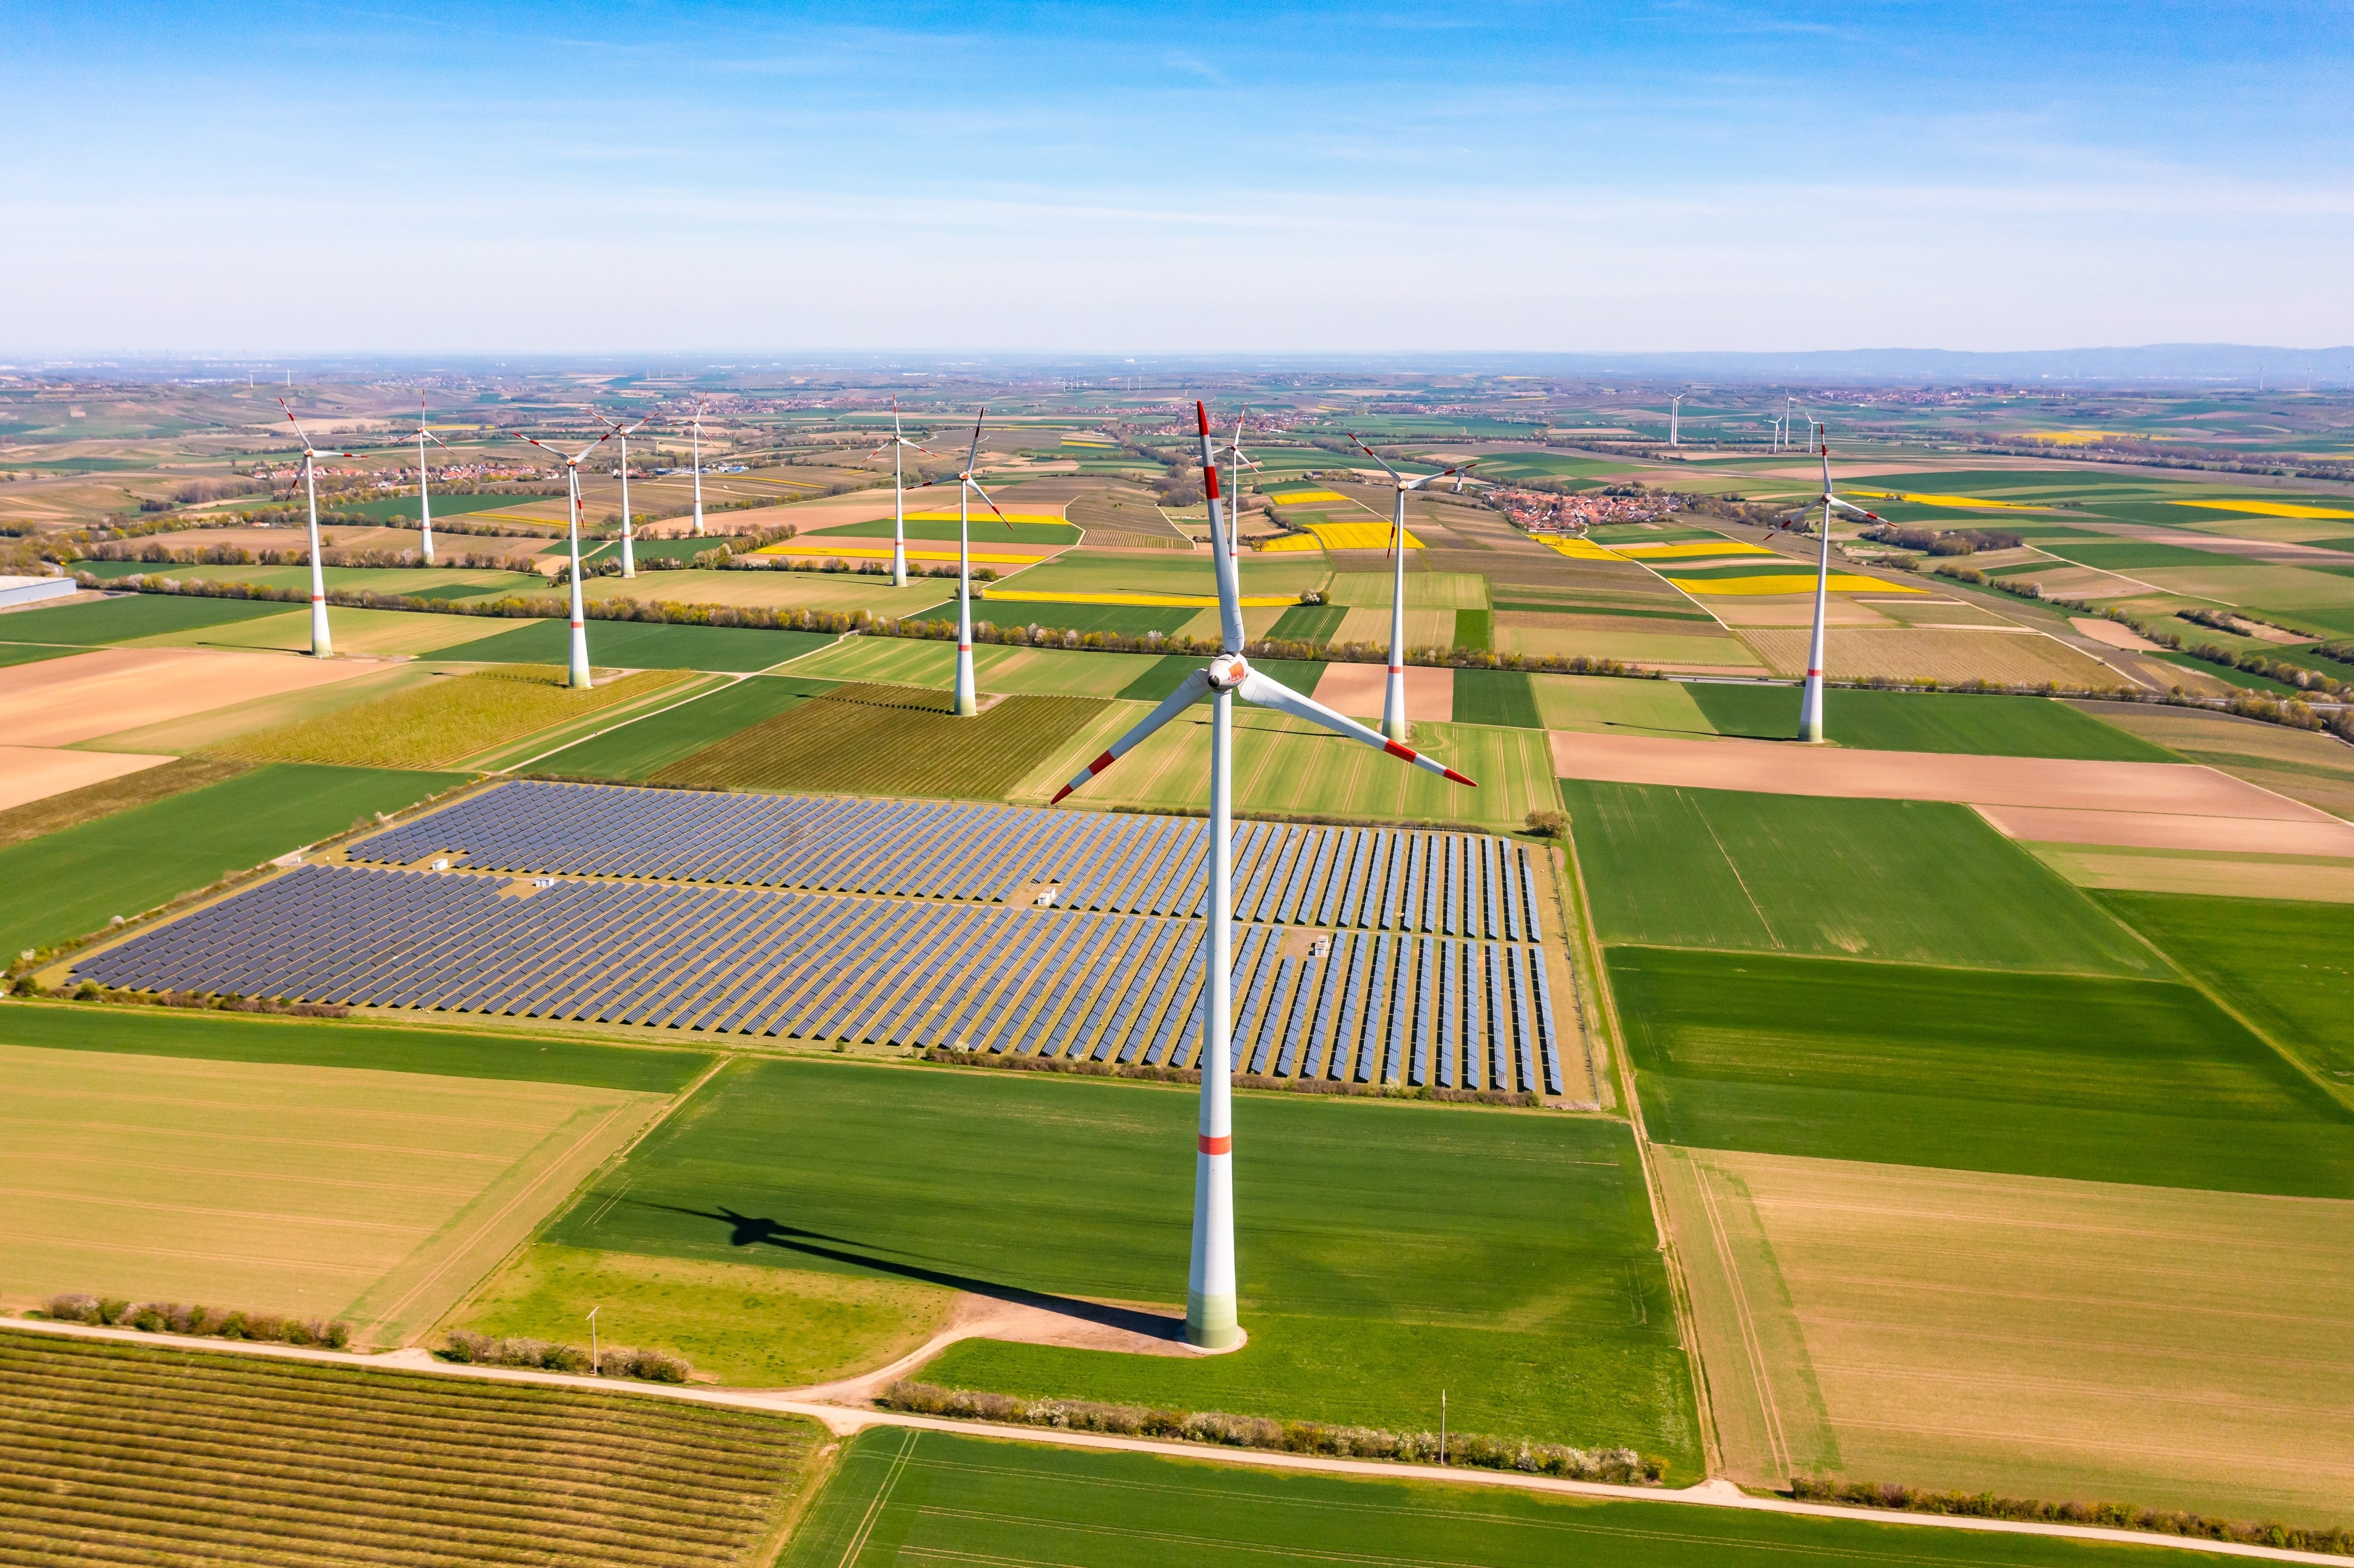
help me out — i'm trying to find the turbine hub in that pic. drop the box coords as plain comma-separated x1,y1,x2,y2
1208,652,1250,691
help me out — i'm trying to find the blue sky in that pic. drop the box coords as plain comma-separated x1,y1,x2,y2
8,1,2351,353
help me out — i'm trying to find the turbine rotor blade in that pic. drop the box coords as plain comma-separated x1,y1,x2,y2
1344,431,1403,483
1194,400,1246,653
964,407,984,474
1050,668,1214,803
1236,669,1476,787
966,477,1012,529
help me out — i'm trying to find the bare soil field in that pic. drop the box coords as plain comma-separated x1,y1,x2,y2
1309,661,1455,722
2029,844,2354,901
129,524,548,564
1,646,383,747
1548,730,2335,818
0,746,173,812
2076,700,2354,820
1659,1146,2354,1525
1709,598,1893,628
0,1042,670,1346
1499,617,1762,671
1740,627,2126,687
1975,803,2354,855
2071,617,2165,651
1867,597,2021,628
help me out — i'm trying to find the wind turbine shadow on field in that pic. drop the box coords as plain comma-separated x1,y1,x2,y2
636,1201,1187,1343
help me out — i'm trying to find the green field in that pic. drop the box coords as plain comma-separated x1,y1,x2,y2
1612,946,2354,1196
981,600,1201,636
657,685,1112,800
1682,684,2179,759
0,593,293,644
451,1242,955,1390
2,1331,818,1567
1054,706,1556,827
0,757,251,851
1452,669,1542,728
333,489,562,521
0,641,81,667
1454,606,1494,650
533,674,838,779
811,515,1080,545
550,1059,1699,1464
434,616,835,670
2101,892,2354,1091
212,664,692,769
0,1000,707,1092
1562,782,2165,974
786,1428,2220,1568
0,764,468,959
1268,602,1345,642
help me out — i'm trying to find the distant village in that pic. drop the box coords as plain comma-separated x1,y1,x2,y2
1493,485,1684,534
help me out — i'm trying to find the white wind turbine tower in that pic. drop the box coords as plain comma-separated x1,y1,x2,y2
910,409,1011,717
597,412,656,579
683,400,711,536
868,397,936,588
1052,399,1476,1350
1797,426,1886,743
1669,393,1684,447
277,398,356,658
517,426,617,690
411,395,451,566
1345,433,1479,741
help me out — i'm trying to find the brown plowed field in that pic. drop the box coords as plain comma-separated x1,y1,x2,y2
0,746,174,812
2,646,383,747
1309,661,1454,722
1547,730,2335,818
1740,626,2124,687
1975,803,2354,855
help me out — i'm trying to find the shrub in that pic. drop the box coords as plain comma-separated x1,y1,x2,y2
877,1382,1662,1485
1523,808,1570,838
96,1298,130,1326
46,1294,100,1324
1787,1476,2354,1556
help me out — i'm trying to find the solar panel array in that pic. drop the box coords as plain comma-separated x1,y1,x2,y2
351,781,1541,940
79,864,1565,1095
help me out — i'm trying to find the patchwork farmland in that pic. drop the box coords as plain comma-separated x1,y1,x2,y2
11,369,2354,1563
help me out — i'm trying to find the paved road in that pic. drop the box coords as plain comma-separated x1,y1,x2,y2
11,1317,2341,1565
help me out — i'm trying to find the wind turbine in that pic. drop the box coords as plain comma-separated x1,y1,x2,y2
277,398,355,658
1214,409,1259,559
517,426,618,690
1669,393,1684,447
1797,427,1886,744
598,412,656,579
1051,400,1476,1351
1344,434,1480,741
684,401,710,536
411,395,451,566
868,397,936,588
910,409,1011,716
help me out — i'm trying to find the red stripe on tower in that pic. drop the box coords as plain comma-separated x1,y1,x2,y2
1198,1133,1231,1156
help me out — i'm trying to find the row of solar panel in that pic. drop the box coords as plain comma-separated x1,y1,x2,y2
78,865,1563,1094
351,782,1541,941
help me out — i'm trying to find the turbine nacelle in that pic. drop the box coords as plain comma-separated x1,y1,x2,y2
1207,651,1250,691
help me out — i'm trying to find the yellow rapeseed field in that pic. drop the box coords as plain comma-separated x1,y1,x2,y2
2171,499,2354,520
1258,534,1324,553
903,511,1069,525
1303,520,1420,550
755,541,1051,565
1272,490,1349,506
1848,490,2049,511
1541,537,1626,561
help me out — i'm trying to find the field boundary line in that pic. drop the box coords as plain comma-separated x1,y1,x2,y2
361,1095,655,1344
499,669,747,774
1687,1158,1793,1481
5,1320,2344,1567
1554,807,1723,1477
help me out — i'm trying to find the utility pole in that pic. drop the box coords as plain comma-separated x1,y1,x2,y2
1440,1390,1448,1464
587,1305,600,1374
